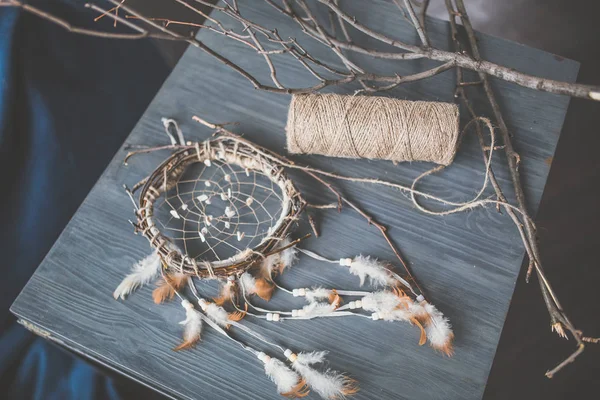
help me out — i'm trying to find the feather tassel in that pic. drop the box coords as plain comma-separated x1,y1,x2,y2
258,352,309,398
277,237,298,274
259,253,280,281
152,272,189,304
299,302,339,319
421,302,454,356
362,291,427,345
239,272,274,301
361,291,404,313
304,288,341,306
214,277,237,305
113,251,162,300
198,299,231,328
174,300,203,351
288,351,358,399
345,255,397,287
228,303,248,322
198,299,246,328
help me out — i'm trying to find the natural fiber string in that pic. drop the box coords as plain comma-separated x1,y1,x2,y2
286,93,460,165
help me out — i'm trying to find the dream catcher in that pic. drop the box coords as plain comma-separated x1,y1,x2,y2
114,117,453,399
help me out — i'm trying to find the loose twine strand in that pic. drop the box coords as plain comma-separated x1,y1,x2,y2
286,93,460,166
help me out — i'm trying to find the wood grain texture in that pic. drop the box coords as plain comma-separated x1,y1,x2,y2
11,1,578,399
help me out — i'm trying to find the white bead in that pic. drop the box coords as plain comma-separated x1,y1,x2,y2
224,221,231,229
292,289,299,297
220,193,228,201
355,300,362,308
227,188,232,198
170,210,180,219
272,313,280,322
298,288,306,296
181,204,188,210
204,180,211,187
204,159,212,167
266,313,273,321
291,309,298,317
371,312,380,321
348,301,357,310
224,174,231,182
284,349,293,358
205,197,212,205
339,258,353,266
246,197,254,207
257,352,270,363
417,294,425,302
197,194,208,202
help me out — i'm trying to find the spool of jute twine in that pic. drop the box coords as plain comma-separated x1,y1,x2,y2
286,93,460,166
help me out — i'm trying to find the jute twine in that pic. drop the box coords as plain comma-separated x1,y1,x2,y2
286,93,460,165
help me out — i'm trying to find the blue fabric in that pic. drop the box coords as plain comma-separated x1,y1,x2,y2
0,1,169,398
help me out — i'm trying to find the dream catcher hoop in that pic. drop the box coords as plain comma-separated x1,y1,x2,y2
115,117,453,399
132,128,304,279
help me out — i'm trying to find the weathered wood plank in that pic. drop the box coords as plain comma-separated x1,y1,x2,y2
11,1,577,399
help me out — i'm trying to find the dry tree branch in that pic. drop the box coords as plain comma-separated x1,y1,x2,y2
4,0,600,100
443,0,594,378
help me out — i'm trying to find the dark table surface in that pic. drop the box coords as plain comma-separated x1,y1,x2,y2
11,1,579,399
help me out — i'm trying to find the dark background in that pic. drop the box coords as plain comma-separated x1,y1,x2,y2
4,0,600,398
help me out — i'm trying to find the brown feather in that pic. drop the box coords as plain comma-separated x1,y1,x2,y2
173,337,199,351
329,291,342,309
228,303,248,322
340,377,360,396
410,317,428,346
254,278,274,301
152,279,175,304
152,273,189,304
281,379,310,398
213,281,236,305
170,273,189,290
392,286,408,299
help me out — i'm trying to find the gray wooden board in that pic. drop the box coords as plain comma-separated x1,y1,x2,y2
11,1,578,399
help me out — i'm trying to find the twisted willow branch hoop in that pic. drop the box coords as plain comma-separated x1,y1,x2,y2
131,136,305,278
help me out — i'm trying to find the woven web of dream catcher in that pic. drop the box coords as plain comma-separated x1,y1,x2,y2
153,159,285,263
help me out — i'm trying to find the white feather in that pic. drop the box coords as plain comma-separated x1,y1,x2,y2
264,358,302,394
408,301,428,319
348,255,396,287
293,352,355,399
113,251,162,300
239,272,257,295
204,302,230,327
301,302,337,318
179,301,203,344
260,252,280,279
361,291,402,313
423,302,453,352
305,287,333,303
279,237,298,271
295,351,327,365
381,309,413,322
